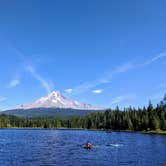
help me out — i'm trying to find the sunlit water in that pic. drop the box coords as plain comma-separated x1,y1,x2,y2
0,129,166,166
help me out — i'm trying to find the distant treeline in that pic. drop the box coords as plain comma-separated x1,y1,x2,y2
0,95,166,132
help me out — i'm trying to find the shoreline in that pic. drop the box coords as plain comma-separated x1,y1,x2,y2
0,127,166,135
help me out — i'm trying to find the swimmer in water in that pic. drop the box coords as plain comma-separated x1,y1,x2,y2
83,142,92,149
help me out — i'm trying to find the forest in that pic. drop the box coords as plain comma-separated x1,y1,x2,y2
0,95,166,133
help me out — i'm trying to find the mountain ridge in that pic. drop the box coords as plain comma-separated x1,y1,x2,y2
15,91,102,110
1,91,104,117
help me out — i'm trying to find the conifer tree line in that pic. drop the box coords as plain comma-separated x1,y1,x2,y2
0,95,166,131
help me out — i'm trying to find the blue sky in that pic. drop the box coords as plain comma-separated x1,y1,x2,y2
0,0,166,110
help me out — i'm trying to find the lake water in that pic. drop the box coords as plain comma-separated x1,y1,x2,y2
0,129,165,166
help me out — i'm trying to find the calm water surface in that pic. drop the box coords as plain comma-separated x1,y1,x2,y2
0,129,165,166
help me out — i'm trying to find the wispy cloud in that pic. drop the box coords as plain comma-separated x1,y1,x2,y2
26,65,53,94
92,89,103,94
66,62,133,96
66,51,166,96
7,47,55,94
64,89,73,93
8,79,20,88
70,81,98,95
0,97,7,102
114,62,134,73
109,94,136,105
141,52,166,66
12,46,166,97
110,96,125,105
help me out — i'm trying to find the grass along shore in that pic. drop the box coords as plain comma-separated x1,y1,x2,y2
142,129,166,134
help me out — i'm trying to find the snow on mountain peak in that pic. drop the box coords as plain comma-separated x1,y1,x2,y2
48,91,61,98
18,91,102,110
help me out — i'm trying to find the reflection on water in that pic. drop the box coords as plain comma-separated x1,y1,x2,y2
0,129,166,166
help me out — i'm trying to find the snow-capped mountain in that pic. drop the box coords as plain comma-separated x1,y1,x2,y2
17,91,101,110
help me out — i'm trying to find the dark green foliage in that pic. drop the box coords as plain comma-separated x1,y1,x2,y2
0,95,166,131
1,108,105,117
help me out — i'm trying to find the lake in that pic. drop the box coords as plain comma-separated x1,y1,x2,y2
0,129,165,166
